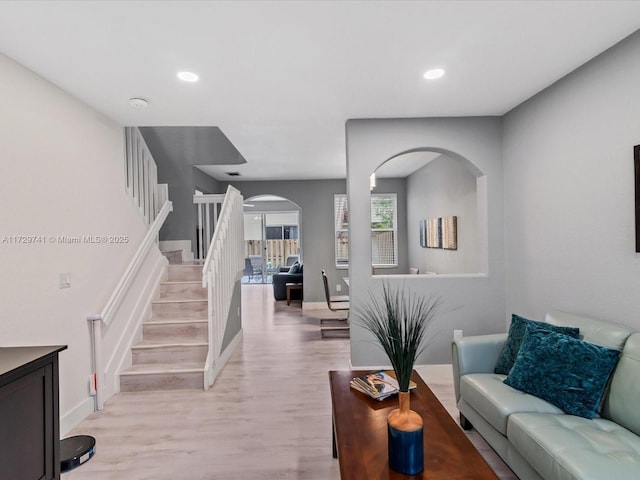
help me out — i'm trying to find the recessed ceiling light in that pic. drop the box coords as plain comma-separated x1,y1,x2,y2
129,97,149,108
423,68,445,80
177,71,199,82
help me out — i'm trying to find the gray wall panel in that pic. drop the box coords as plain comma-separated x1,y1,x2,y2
503,29,640,330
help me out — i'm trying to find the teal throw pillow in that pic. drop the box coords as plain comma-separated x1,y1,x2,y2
288,262,301,274
503,325,620,419
494,314,580,374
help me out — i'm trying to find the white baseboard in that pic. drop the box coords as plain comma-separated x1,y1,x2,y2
60,396,95,437
302,301,328,311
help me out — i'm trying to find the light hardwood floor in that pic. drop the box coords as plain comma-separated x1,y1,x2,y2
63,284,517,479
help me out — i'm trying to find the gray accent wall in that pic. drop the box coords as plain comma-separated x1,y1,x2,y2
141,129,225,254
503,29,640,330
221,280,242,350
406,154,479,274
153,153,222,250
194,167,223,195
346,117,505,365
224,179,346,303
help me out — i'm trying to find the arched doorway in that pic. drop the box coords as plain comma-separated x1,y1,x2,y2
242,195,301,284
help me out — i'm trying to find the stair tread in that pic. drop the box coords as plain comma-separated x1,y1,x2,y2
159,295,207,301
161,280,202,285
135,336,207,347
122,362,204,375
144,318,208,325
153,298,207,304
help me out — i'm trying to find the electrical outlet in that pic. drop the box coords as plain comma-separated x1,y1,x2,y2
336,284,342,292
59,273,71,289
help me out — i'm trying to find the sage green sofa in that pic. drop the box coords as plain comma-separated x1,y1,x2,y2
452,310,640,480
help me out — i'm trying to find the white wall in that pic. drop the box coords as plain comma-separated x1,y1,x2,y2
346,117,504,365
407,154,479,274
503,30,640,329
0,54,149,430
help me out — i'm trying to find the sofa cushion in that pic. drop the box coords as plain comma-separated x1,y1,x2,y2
288,262,301,274
504,326,620,419
603,333,640,436
494,314,580,374
460,373,563,435
508,412,640,480
545,310,632,351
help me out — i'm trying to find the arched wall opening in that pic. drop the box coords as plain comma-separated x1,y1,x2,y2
242,194,301,284
372,148,488,276
345,117,504,366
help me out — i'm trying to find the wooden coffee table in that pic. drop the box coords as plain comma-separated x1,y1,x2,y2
329,370,499,479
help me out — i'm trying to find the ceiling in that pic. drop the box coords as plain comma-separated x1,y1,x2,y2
1,1,639,181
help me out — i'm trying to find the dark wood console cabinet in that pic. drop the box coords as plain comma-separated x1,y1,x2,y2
0,346,67,480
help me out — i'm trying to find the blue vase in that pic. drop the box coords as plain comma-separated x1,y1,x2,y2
388,391,424,475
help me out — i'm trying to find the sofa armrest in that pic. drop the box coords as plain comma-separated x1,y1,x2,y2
451,333,507,403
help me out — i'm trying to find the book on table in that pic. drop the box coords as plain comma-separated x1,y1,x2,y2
349,370,417,401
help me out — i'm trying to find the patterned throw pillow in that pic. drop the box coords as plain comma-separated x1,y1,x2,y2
504,325,620,419
494,314,580,374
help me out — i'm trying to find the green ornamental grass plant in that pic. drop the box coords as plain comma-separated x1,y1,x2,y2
354,282,440,392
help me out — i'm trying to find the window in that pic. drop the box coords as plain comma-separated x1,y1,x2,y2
370,194,397,266
334,194,398,268
265,225,298,240
335,195,349,267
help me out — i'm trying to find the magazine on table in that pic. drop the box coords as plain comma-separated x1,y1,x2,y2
349,370,417,401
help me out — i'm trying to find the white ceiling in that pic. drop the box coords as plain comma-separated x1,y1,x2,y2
1,1,639,181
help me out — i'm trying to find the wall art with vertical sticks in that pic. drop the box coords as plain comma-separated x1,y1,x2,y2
420,216,457,250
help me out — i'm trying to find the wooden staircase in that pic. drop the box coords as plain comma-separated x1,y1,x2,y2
120,264,208,392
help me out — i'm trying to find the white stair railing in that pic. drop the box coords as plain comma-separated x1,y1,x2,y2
88,184,172,410
197,186,244,388
194,193,226,260
124,127,159,225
